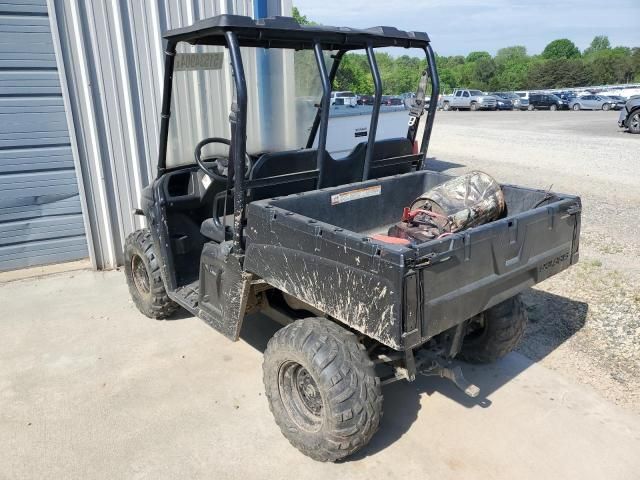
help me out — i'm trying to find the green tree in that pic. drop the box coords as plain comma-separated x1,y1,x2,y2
588,50,634,84
495,46,527,63
291,6,316,25
466,51,491,63
631,48,640,81
542,39,581,59
333,53,377,93
527,59,590,88
584,35,611,56
473,58,497,88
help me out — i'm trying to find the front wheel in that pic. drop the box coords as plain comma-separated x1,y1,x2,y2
572,103,581,111
550,104,558,111
470,102,479,111
629,111,640,134
459,294,527,364
124,229,178,319
263,317,383,462
602,103,611,111
527,104,534,111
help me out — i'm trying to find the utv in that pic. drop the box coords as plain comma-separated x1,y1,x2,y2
124,15,582,461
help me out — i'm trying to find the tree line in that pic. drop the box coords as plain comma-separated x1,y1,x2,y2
292,8,640,95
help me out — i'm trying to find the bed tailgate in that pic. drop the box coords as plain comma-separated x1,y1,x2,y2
404,197,581,342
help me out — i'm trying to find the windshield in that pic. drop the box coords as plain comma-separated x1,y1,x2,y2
469,90,483,96
166,43,331,168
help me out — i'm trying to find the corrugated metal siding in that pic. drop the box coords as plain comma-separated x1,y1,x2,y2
50,0,291,269
0,0,88,271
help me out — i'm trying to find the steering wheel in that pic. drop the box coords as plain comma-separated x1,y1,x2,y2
194,137,251,182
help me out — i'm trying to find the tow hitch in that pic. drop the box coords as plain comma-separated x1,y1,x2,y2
418,358,480,398
375,346,480,398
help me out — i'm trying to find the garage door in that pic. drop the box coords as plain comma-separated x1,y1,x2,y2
0,0,88,271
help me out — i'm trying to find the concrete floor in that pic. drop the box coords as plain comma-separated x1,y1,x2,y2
2,269,640,480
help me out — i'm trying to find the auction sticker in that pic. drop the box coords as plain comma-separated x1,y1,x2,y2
331,185,381,205
175,52,224,71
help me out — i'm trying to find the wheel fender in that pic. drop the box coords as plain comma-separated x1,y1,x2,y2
244,244,401,348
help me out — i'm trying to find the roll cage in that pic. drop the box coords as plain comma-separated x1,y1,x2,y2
158,14,440,254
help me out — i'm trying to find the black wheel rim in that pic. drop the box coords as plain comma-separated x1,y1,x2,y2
131,255,150,295
278,361,323,432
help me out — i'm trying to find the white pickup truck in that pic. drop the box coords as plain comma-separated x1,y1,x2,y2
441,89,497,111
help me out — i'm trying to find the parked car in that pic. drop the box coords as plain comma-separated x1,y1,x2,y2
381,95,403,106
491,95,514,110
441,89,497,111
357,94,374,106
569,95,614,111
527,93,568,111
618,96,640,134
553,92,577,103
330,91,357,107
603,95,627,110
489,92,526,109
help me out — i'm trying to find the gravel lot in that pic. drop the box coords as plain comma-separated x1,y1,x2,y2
427,110,640,411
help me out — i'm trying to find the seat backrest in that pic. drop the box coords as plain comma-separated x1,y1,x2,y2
322,137,414,187
321,143,366,187
248,137,415,201
249,148,319,201
369,137,414,178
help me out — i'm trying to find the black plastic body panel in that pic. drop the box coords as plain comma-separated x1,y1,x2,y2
244,170,581,351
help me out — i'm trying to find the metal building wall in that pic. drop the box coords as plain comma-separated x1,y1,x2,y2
49,0,291,270
0,0,89,271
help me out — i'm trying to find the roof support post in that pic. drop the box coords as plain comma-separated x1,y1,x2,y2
157,41,176,176
363,45,382,180
313,42,330,188
225,31,248,253
418,44,440,168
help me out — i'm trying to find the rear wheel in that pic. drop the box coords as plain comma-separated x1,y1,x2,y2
602,103,611,111
124,229,178,319
629,111,640,134
460,294,527,364
263,317,382,462
527,104,534,111
572,103,581,111
443,101,450,111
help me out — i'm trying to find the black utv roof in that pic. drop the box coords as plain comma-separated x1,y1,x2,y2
164,14,430,50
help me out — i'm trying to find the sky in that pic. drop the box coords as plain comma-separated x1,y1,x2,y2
293,0,640,57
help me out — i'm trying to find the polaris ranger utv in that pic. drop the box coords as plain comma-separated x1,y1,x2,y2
124,15,582,461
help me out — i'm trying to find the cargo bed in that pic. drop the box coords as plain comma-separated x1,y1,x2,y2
244,170,581,351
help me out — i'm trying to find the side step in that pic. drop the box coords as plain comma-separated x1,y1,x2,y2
172,280,200,312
